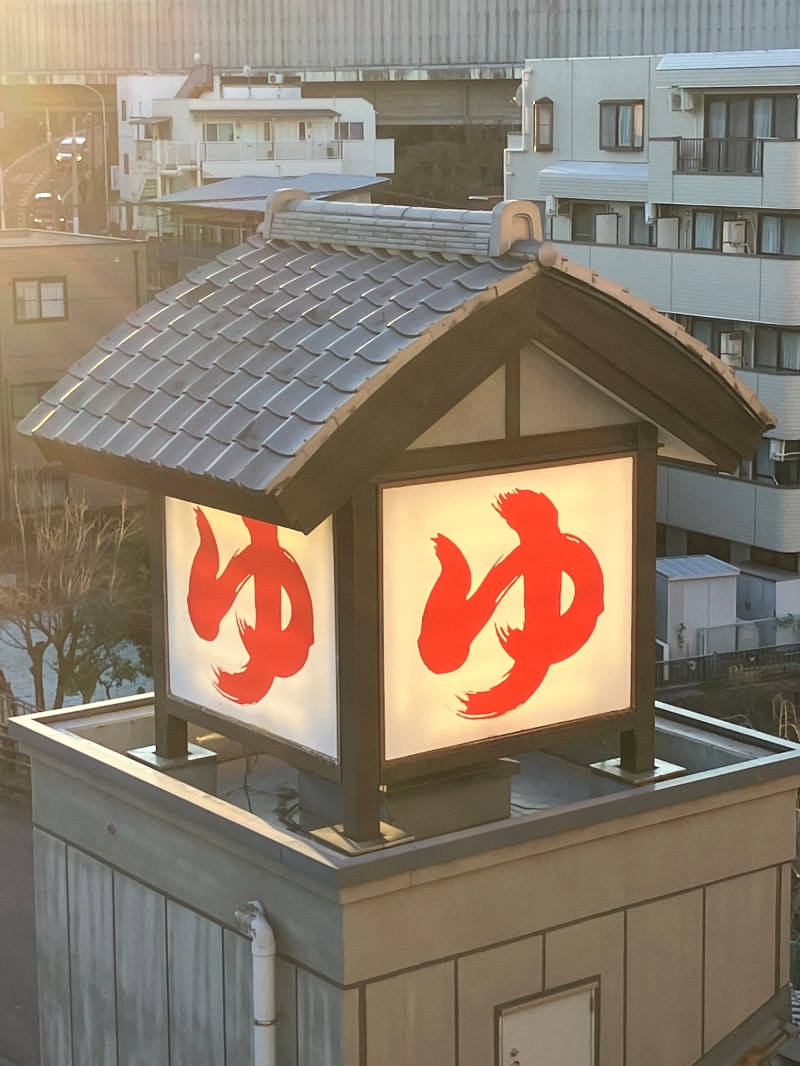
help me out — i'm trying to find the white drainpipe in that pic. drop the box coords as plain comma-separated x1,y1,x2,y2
234,900,277,1066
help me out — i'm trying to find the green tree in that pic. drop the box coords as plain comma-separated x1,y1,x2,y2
0,481,151,709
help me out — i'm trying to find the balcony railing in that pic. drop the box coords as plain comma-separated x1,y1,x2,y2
675,137,764,176
157,139,343,168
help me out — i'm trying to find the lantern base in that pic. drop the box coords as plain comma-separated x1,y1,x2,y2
126,743,218,794
309,821,414,855
590,756,686,787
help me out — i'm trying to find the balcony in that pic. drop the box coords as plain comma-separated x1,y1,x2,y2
649,137,800,209
675,137,763,176
157,139,343,170
658,463,800,554
557,242,800,325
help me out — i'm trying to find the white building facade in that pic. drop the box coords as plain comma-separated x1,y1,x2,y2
506,50,800,574
116,72,394,234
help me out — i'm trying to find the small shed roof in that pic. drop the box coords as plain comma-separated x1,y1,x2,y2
18,194,775,533
656,556,740,581
149,173,389,208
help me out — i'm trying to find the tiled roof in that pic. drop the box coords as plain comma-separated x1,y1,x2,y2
18,194,774,531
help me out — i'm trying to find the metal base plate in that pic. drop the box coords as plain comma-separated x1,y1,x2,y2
309,821,414,855
590,757,686,787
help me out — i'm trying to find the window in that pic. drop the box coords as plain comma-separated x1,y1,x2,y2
754,327,800,371
687,318,736,356
334,121,365,140
706,94,797,142
203,122,234,142
10,381,56,421
629,204,655,246
759,214,800,256
120,100,127,122
123,153,130,176
13,278,67,322
692,208,738,251
533,97,553,152
263,120,273,142
599,100,644,150
571,201,608,242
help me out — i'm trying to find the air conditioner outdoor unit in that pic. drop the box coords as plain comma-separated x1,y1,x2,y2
545,194,557,217
770,440,789,461
720,330,744,366
670,88,695,112
267,73,284,85
722,219,748,254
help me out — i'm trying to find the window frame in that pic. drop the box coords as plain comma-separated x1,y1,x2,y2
533,97,554,152
334,120,365,141
758,213,800,257
629,203,656,246
754,325,800,371
202,121,235,143
13,277,68,323
10,381,57,421
599,99,645,152
691,208,738,251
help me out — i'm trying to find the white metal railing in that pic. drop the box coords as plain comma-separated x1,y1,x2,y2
156,139,342,167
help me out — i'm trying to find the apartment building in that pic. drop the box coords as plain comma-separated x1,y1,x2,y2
116,69,394,236
505,49,800,577
0,229,147,523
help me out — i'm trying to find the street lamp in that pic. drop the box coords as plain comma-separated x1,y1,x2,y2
66,82,110,233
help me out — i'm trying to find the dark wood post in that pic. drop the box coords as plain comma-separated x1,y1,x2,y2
620,424,658,774
337,485,382,842
150,493,188,759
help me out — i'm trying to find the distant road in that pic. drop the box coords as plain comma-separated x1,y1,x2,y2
3,142,53,229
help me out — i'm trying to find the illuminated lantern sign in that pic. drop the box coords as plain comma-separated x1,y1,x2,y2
164,497,338,760
382,457,634,763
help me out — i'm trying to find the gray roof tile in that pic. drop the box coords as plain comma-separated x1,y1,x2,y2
206,441,259,480
15,200,558,500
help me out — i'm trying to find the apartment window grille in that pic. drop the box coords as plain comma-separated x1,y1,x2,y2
203,122,234,142
754,327,800,371
629,204,656,246
759,214,800,256
334,121,365,140
599,100,644,151
533,97,553,152
13,278,67,322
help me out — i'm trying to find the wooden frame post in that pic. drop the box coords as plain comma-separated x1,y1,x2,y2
620,425,658,774
337,485,382,843
150,493,188,760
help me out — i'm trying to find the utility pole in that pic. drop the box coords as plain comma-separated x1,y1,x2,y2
71,115,79,234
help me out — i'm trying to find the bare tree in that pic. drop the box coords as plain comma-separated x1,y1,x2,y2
0,479,150,709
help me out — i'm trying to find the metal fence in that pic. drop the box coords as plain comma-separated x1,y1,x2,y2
656,642,800,690
0,693,40,797
675,137,764,176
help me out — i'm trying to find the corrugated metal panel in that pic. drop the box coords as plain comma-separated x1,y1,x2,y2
655,555,740,579
223,931,253,1066
67,848,117,1066
3,0,800,76
167,901,225,1066
114,873,169,1066
32,830,72,1066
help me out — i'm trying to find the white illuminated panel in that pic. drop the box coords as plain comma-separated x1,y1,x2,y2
382,457,633,761
165,498,338,760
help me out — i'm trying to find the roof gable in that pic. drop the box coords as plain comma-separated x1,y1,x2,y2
18,195,775,533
